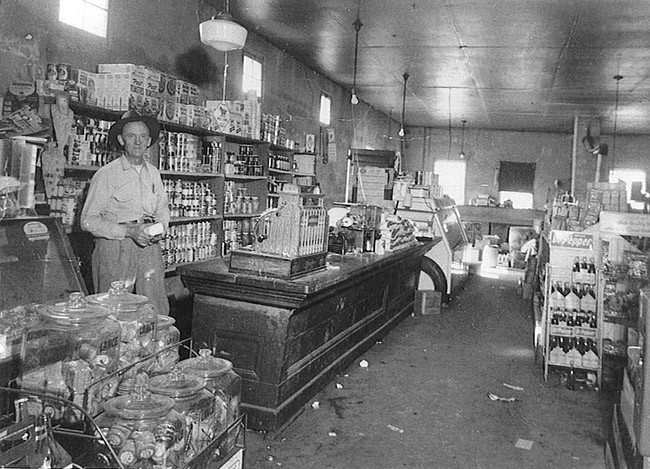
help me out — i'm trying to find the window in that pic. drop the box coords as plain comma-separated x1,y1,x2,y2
59,0,109,37
610,168,647,211
242,54,262,98
433,160,466,205
319,94,331,126
499,191,533,209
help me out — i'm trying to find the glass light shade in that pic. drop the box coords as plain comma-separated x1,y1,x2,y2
200,12,248,51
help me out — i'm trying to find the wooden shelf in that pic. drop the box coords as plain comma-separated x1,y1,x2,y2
170,215,222,223
160,170,222,178
223,212,263,219
224,174,267,181
64,163,100,172
268,168,292,175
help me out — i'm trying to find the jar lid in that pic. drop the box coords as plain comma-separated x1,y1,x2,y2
148,368,205,399
156,315,176,329
178,349,233,379
104,385,175,420
38,292,110,325
86,280,149,312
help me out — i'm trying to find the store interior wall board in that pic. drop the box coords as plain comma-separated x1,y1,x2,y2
0,0,399,207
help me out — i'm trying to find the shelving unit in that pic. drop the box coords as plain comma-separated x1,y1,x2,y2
57,102,227,279
542,230,603,387
49,100,304,274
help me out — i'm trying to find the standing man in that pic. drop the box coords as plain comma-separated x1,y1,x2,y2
81,111,170,315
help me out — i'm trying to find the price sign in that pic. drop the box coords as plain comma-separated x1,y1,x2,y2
549,230,594,250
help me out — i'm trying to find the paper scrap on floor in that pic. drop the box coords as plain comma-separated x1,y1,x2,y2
515,439,534,450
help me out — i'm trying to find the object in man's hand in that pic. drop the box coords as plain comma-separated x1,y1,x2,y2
144,222,164,236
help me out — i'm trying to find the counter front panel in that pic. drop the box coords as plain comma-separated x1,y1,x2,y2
179,242,432,430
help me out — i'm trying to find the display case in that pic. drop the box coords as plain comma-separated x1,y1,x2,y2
0,216,88,389
398,196,469,302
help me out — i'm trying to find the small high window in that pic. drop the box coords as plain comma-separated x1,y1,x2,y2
59,0,109,38
319,94,331,126
434,160,466,205
243,54,262,99
610,168,647,211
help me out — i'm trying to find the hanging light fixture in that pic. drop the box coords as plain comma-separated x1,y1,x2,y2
200,0,248,51
459,120,467,159
350,15,363,105
398,73,410,137
612,74,623,166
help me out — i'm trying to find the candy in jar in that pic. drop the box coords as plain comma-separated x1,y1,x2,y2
20,292,121,420
86,280,158,371
102,384,186,468
149,368,219,459
177,349,241,451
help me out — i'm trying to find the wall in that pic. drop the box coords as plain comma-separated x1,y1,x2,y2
0,0,400,207
403,125,650,210
2,1,649,210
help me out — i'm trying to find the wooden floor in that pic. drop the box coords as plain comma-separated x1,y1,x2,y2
243,268,610,469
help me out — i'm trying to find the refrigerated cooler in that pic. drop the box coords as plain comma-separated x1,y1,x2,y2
396,195,469,302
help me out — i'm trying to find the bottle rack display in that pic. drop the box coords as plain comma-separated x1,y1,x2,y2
542,230,603,388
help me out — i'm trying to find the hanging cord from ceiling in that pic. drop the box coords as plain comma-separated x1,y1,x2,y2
399,73,410,138
612,74,623,169
459,119,466,159
351,14,363,105
447,87,452,159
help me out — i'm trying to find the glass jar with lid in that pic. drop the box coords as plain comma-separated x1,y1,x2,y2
177,349,241,443
102,383,186,468
20,291,122,420
147,315,181,376
86,280,158,371
149,368,219,459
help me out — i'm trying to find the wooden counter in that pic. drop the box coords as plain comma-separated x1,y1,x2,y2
457,205,545,226
178,242,433,431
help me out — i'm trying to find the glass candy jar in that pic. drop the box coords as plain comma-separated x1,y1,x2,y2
102,385,186,468
178,349,241,441
86,280,158,371
149,368,219,459
148,315,181,376
20,292,122,420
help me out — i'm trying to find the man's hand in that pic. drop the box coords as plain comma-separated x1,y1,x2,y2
125,223,153,247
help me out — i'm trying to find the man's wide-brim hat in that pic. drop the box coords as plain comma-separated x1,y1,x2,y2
108,111,160,150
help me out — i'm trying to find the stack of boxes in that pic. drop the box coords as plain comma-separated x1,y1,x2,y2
260,113,287,146
357,166,394,206
205,97,261,140
549,182,628,231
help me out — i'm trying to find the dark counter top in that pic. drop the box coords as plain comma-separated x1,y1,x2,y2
177,241,434,309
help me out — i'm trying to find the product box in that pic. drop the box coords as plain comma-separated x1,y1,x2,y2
158,72,177,101
414,290,442,315
143,67,161,117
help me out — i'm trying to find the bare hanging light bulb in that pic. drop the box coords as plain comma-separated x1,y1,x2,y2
351,16,363,105
459,120,467,159
399,73,409,137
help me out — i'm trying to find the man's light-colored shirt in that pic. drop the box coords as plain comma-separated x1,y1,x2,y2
81,155,170,239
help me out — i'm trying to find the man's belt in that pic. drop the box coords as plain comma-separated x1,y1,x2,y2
120,216,155,224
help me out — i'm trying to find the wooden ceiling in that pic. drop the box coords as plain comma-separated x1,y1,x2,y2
230,0,650,134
